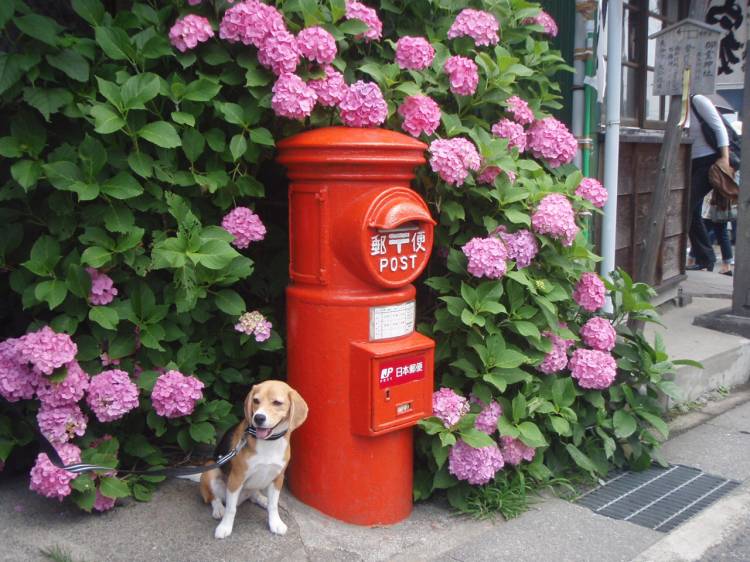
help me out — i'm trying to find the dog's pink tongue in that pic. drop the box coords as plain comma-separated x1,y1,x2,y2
255,427,272,439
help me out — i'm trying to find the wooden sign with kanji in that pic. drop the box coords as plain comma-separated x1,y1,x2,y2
650,19,722,96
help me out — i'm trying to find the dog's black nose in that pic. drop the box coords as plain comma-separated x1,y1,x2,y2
253,413,266,426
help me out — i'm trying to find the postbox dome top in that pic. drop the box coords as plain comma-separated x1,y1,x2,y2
277,127,427,152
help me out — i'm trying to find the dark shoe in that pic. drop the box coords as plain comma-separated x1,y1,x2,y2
721,270,733,276
686,263,714,271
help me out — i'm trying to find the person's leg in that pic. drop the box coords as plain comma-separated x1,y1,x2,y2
687,157,716,269
712,221,733,273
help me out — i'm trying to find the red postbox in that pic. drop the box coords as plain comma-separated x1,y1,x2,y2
277,127,435,525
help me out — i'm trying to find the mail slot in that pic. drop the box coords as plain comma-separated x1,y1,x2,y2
277,127,436,526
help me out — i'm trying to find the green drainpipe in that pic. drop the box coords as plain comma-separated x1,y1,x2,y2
582,12,597,242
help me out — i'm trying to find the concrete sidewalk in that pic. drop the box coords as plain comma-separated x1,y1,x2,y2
2,390,749,562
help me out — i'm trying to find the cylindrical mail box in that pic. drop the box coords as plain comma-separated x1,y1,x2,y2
277,127,435,525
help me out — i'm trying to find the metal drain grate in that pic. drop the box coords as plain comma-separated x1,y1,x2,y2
577,464,740,532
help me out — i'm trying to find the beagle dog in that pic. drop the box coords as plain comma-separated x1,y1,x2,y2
200,380,308,538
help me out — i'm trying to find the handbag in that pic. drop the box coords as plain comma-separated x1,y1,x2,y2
708,190,737,222
708,162,740,201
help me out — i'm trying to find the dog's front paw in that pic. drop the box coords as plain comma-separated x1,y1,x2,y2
214,521,234,539
211,501,225,520
269,516,287,536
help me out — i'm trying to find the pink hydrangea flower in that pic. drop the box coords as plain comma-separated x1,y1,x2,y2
576,177,608,208
444,55,479,96
308,66,347,107
491,118,527,152
36,361,89,407
447,8,500,46
100,353,120,367
432,388,469,428
538,329,573,374
221,207,267,249
86,369,139,423
15,326,77,376
188,0,202,5
94,490,116,512
86,268,118,306
580,317,617,351
474,400,502,434
271,73,317,120
462,237,508,279
531,193,580,247
398,95,441,138
338,81,388,128
296,26,337,65
526,117,578,168
29,443,81,500
526,10,559,37
477,166,501,185
496,228,539,269
569,349,617,389
0,338,39,402
235,311,273,342
258,30,300,75
37,404,88,445
506,96,534,125
169,14,214,53
448,440,504,485
219,0,286,48
344,1,382,42
573,272,606,312
395,36,435,70
500,436,536,465
428,137,481,186
151,370,204,418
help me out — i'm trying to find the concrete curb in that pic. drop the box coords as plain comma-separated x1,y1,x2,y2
632,481,750,562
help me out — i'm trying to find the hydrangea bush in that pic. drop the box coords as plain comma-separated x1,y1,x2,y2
0,0,690,514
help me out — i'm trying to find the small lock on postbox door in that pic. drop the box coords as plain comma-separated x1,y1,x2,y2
277,127,436,527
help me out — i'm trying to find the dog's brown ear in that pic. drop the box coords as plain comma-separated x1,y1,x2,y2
288,388,308,432
244,385,257,420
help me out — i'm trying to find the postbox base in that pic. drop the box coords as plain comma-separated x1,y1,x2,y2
286,286,423,526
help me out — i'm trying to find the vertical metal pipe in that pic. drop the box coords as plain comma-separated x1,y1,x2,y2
731,54,750,317
601,0,623,312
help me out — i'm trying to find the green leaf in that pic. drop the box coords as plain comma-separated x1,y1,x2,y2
229,134,247,161
44,161,82,191
101,172,143,199
552,377,576,409
79,134,107,179
0,3,14,29
339,19,370,35
249,128,275,147
95,26,134,61
182,79,221,102
102,203,135,233
121,73,161,109
91,104,125,134
46,50,89,82
171,111,195,127
182,128,205,162
72,0,105,26
81,246,112,268
637,410,669,440
613,410,638,439
189,422,215,444
95,77,122,108
550,416,571,436
35,280,68,309
460,428,495,448
189,239,240,270
89,306,119,330
99,477,130,499
127,152,154,178
72,487,97,512
217,102,246,126
0,137,22,158
512,394,527,423
66,264,91,299
23,235,61,276
10,160,42,191
14,14,62,46
22,88,73,121
139,121,181,148
215,290,246,315
565,444,600,475
495,349,528,369
517,421,546,448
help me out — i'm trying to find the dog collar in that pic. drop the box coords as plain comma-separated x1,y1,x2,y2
245,425,288,441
